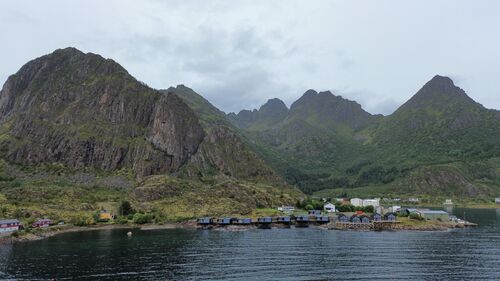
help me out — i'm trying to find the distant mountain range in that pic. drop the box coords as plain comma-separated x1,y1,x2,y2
227,75,500,198
0,48,499,222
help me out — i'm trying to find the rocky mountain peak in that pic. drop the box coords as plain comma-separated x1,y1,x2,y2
396,75,478,114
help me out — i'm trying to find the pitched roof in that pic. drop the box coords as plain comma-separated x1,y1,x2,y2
0,219,20,224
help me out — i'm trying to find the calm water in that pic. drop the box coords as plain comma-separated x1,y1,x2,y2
0,208,499,280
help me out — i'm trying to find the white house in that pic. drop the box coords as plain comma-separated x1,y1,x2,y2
324,203,336,213
350,198,363,207
0,219,20,233
495,198,500,204
362,199,380,208
278,205,295,213
391,205,401,213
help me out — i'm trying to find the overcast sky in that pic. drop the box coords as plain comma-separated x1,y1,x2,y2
1,1,499,115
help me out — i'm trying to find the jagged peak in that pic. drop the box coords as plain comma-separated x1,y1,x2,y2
260,98,288,111
422,75,457,92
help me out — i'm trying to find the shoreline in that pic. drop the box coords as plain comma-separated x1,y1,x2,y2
0,222,197,244
0,217,479,244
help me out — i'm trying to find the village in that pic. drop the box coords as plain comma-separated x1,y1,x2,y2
196,197,480,231
0,197,489,238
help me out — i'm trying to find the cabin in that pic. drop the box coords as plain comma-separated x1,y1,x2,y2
32,219,52,228
384,213,397,221
295,215,309,222
315,215,330,223
276,216,291,223
419,210,449,221
99,210,113,221
308,210,322,216
0,219,21,233
337,214,349,222
257,217,272,224
197,217,213,225
372,213,382,222
351,215,361,223
236,218,252,225
360,216,370,224
216,218,231,225
324,203,336,213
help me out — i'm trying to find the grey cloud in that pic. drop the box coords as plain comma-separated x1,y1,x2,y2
1,0,499,115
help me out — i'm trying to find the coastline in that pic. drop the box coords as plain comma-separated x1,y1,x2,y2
0,217,479,244
0,221,198,244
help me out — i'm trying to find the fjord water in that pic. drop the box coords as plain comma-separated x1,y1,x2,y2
0,208,499,281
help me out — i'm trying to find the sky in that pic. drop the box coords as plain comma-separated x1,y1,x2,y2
1,0,499,115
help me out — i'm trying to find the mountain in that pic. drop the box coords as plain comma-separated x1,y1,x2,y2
227,98,288,130
228,90,382,193
0,47,205,176
371,75,500,164
229,76,500,199
0,48,302,223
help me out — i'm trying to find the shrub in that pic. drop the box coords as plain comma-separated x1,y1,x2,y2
71,215,93,226
118,201,135,216
132,213,154,224
409,213,424,221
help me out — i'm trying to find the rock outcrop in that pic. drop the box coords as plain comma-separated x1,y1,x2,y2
0,48,205,176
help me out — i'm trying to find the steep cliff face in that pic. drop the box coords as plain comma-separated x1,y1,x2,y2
165,85,282,182
0,48,205,176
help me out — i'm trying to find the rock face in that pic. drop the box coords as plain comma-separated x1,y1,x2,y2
227,98,289,130
0,48,206,176
165,85,281,182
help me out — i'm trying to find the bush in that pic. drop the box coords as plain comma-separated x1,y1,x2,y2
409,213,424,221
132,213,154,224
71,215,93,226
118,201,135,216
116,217,129,224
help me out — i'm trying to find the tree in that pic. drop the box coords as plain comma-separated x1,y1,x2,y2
118,201,134,216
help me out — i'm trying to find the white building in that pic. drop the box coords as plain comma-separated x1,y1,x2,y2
495,198,500,204
324,203,336,213
0,219,20,233
278,205,295,213
350,198,363,207
391,205,401,213
362,199,380,208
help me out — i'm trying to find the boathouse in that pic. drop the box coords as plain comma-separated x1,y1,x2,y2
276,216,291,223
197,217,213,225
216,218,231,225
32,219,52,228
360,216,370,224
315,215,330,223
257,217,272,224
337,214,349,222
308,210,322,216
236,218,252,225
295,215,309,222
384,213,397,221
0,219,20,233
372,213,382,221
351,215,361,223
